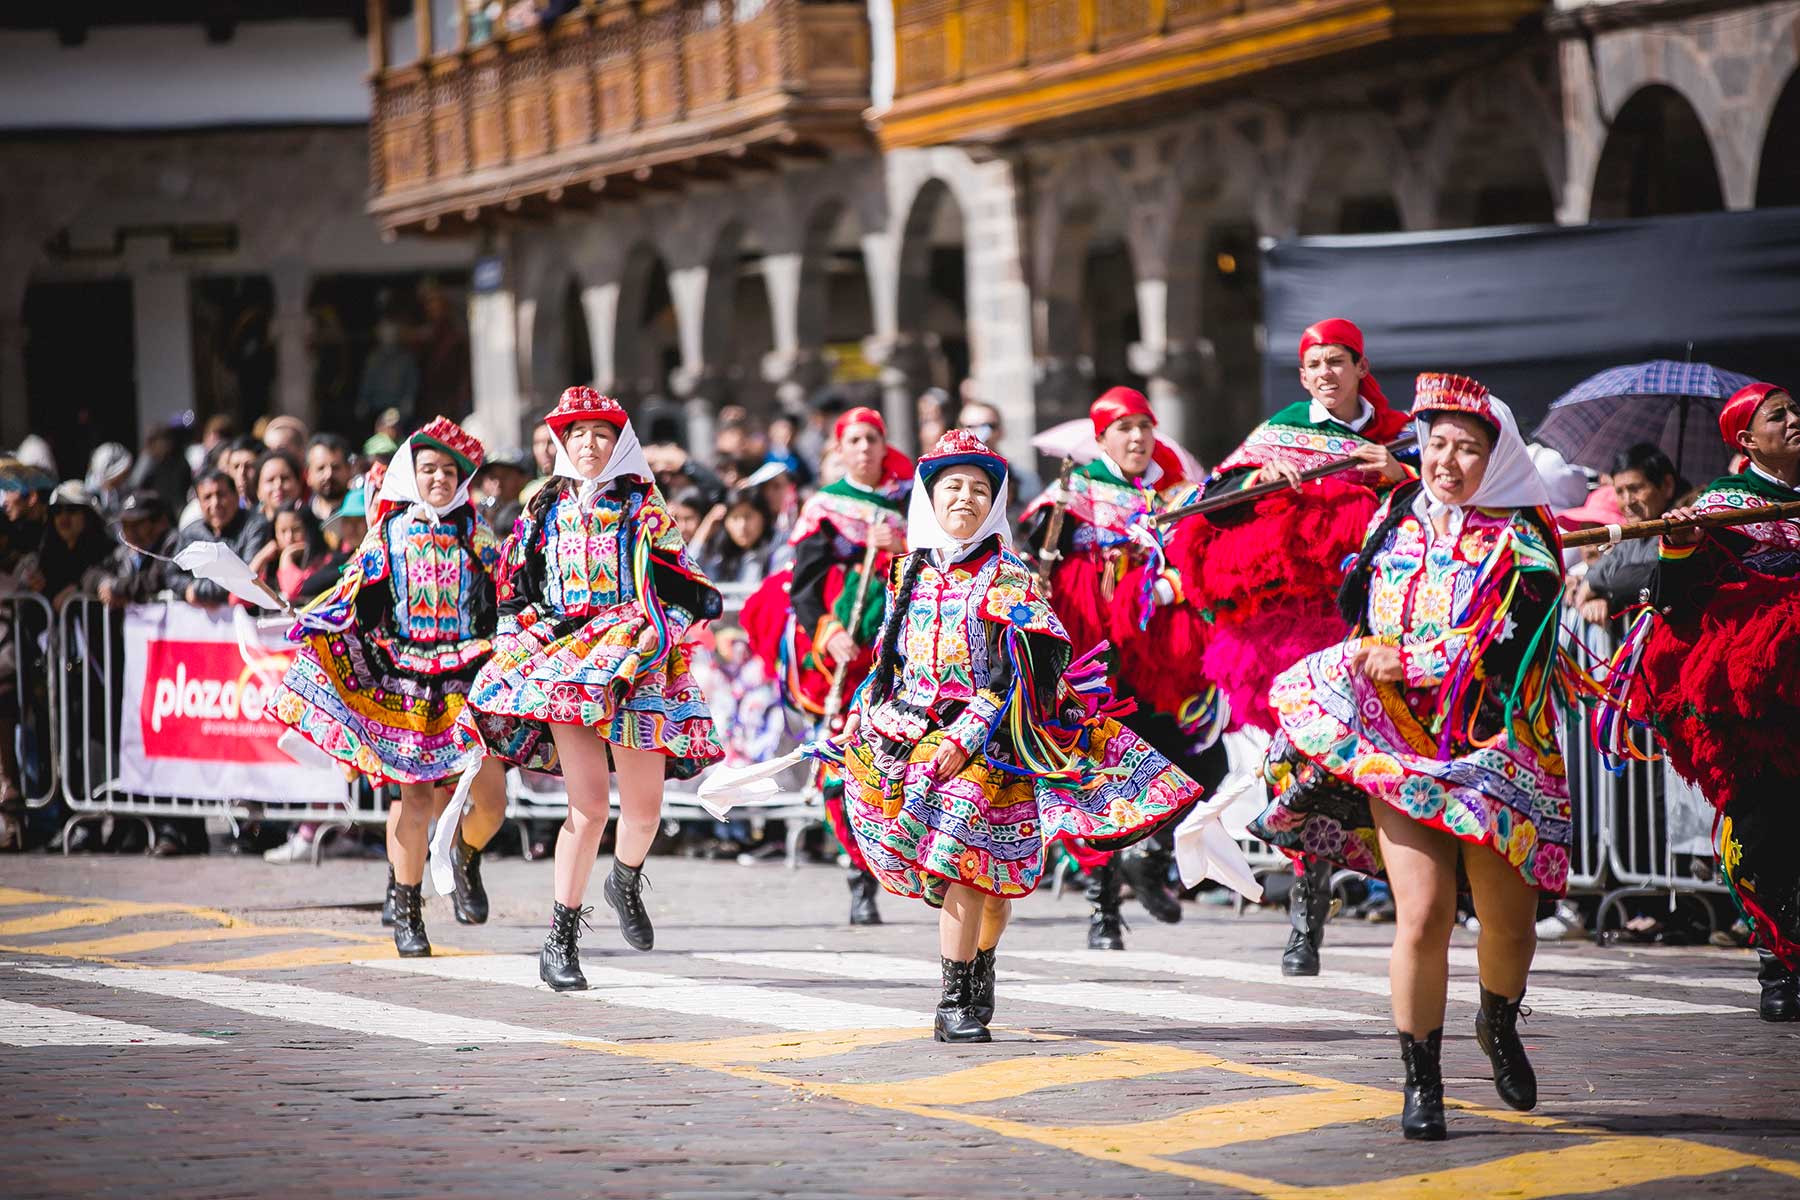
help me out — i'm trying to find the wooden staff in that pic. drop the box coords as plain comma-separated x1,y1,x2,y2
1562,498,1800,548
1156,433,1418,526
820,538,881,733
1033,456,1077,593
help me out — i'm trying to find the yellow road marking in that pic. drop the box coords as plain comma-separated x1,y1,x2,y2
4,926,293,959
164,942,438,973
0,902,207,938
0,886,74,907
831,1042,1228,1106
1036,1087,1401,1157
625,1027,929,1068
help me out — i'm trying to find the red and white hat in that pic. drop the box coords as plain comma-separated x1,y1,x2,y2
544,385,628,434
410,416,485,475
1413,373,1498,435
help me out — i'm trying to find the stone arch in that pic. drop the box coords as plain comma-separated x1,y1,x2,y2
1756,67,1800,207
1591,84,1725,220
612,240,677,401
1425,62,1562,228
894,176,967,343
1286,109,1418,234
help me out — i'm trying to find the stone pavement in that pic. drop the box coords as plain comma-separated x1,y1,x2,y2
1,854,1797,1199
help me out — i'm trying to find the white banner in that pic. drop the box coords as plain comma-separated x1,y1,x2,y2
115,602,346,805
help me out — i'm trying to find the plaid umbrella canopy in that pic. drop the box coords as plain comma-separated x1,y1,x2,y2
1531,360,1757,483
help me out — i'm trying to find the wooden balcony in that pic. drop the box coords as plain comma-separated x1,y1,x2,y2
879,1,1547,148
368,0,871,236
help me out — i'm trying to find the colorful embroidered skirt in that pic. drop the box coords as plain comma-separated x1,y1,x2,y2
842,717,1200,907
273,627,487,786
458,602,722,780
1250,640,1572,893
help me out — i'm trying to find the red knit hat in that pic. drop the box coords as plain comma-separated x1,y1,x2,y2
833,406,886,442
1413,373,1498,435
1719,382,1787,449
410,416,485,475
1299,318,1393,414
545,385,628,433
1090,387,1155,439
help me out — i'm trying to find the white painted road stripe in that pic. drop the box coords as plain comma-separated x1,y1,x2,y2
0,997,210,1047
1627,973,1761,995
361,954,931,1032
1327,944,1704,974
1007,950,1749,1017
691,950,1374,1026
23,966,602,1045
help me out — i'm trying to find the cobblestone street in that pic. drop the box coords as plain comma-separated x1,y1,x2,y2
2,855,1797,1199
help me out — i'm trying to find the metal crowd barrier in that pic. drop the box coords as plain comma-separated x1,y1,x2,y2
1,589,59,811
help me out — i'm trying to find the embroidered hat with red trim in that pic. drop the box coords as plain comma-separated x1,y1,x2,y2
544,385,628,434
410,416,485,475
1413,372,1498,435
917,427,1008,489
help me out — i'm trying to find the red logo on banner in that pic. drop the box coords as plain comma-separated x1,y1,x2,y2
139,638,295,764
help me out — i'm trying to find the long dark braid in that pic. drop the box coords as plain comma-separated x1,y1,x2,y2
867,549,929,704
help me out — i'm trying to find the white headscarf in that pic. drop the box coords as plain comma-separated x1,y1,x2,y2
906,460,1012,564
551,415,655,509
1413,393,1552,530
377,432,475,524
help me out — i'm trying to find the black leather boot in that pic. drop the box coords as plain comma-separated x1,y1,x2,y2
1086,861,1126,950
971,946,997,1025
1281,857,1332,976
450,832,489,926
603,860,654,951
380,866,397,928
1757,950,1800,1022
1475,985,1538,1110
933,957,991,1043
539,901,590,991
847,866,883,926
1397,1029,1447,1141
1118,833,1183,925
390,882,430,958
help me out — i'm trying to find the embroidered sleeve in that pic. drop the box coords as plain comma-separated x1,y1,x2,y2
943,688,1006,758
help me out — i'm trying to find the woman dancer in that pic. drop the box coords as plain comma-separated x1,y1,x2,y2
1251,375,1566,1140
839,429,1204,1042
274,417,509,957
461,387,722,988
1626,381,1800,1019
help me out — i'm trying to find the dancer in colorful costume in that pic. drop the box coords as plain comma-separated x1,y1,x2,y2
1251,375,1567,1139
274,417,508,958
1625,381,1800,1021
1170,318,1413,976
840,429,1205,1042
739,406,910,926
460,387,723,986
1020,387,1216,947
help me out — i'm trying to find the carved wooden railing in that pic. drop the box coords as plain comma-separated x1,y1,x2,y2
883,0,1546,146
368,0,870,234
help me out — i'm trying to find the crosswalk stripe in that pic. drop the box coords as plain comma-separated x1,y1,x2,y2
693,950,1037,982
1007,950,1748,1017
360,954,932,1032
22,965,602,1045
1626,972,1761,995
0,996,210,1047
1330,945,1638,973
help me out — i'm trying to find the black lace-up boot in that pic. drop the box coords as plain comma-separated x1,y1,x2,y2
390,882,430,958
450,832,489,926
1758,950,1800,1022
933,957,990,1043
1397,1029,1446,1141
1118,834,1183,924
1085,861,1126,950
970,946,998,1025
603,860,654,951
847,866,883,926
380,866,397,928
540,902,590,991
1282,857,1332,976
1476,985,1538,1110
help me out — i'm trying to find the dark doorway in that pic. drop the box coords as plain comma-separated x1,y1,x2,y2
190,274,276,432
1591,85,1725,219
23,278,136,478
1757,71,1800,208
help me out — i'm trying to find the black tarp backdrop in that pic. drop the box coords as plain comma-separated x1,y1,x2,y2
1259,207,1800,432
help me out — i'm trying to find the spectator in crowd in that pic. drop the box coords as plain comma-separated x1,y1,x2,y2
1,476,49,553
86,490,176,609
645,441,724,508
305,433,353,523
363,407,403,458
263,415,309,461
694,487,778,587
19,483,115,612
473,451,530,534
296,489,365,604
916,387,950,450
956,398,1044,508
169,470,252,607
1571,443,1686,624
129,423,193,519
667,487,709,552
264,505,331,606
221,435,263,508
85,443,135,520
530,420,558,478
242,449,305,574
765,412,815,487
188,413,240,476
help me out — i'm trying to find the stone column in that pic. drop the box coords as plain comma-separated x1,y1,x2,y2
960,154,1037,465
468,279,525,452
862,332,929,454
1129,341,1213,463
758,249,830,412
666,259,720,460
269,260,313,424
129,267,199,437
1031,354,1092,434
579,280,621,394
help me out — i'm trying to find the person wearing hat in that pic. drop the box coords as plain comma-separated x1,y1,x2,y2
837,428,1208,1043
85,442,136,521
459,387,723,985
1019,386,1210,948
273,417,509,958
86,490,176,609
738,405,912,926
1168,318,1415,977
1627,381,1800,1021
19,482,115,612
1251,374,1571,1140
473,448,531,535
